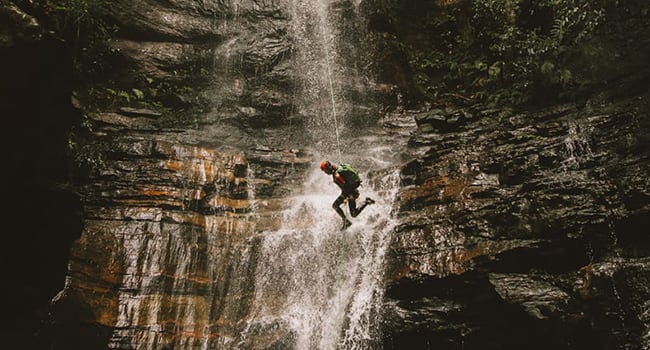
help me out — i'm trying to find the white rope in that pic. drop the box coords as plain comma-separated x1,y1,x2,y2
322,31,343,164
319,10,348,318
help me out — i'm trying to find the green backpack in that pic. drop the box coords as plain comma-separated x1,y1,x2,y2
337,163,362,188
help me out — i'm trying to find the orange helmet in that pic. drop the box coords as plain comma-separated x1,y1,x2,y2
320,160,332,173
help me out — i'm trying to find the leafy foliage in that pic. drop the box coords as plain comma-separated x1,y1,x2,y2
365,0,648,110
43,0,119,83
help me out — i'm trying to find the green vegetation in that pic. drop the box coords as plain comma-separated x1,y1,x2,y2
27,1,167,109
365,0,649,110
35,0,118,84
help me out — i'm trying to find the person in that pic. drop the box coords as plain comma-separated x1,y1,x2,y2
320,160,375,230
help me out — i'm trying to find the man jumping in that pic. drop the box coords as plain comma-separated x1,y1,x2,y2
320,160,375,230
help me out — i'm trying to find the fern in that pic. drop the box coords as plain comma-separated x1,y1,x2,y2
132,88,145,100
117,90,130,103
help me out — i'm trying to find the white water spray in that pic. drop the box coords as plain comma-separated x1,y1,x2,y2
238,165,400,349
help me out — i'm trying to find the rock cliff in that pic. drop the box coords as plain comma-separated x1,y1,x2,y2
385,86,650,349
1,0,648,350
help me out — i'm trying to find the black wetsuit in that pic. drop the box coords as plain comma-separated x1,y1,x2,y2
331,168,369,224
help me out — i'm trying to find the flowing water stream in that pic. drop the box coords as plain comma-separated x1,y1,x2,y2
232,1,403,348
235,166,400,349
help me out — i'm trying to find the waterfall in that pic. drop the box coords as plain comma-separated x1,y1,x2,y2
236,167,400,349
288,0,354,146
232,1,401,349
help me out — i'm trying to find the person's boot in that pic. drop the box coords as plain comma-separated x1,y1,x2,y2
341,218,352,230
365,197,375,205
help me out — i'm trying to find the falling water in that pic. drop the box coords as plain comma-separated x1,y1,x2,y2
237,167,400,350
234,1,400,349
563,119,631,343
288,0,355,147
563,121,594,164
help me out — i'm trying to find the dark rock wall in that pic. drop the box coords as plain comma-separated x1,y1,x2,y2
385,88,650,349
363,1,650,348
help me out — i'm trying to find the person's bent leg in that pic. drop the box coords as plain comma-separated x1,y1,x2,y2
334,194,352,229
350,198,368,217
333,194,348,220
348,189,368,217
349,197,359,217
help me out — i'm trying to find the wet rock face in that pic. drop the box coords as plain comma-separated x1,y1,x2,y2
385,86,650,348
33,1,320,349
100,0,296,127
49,126,311,349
